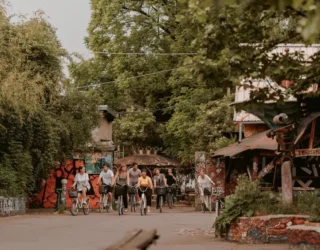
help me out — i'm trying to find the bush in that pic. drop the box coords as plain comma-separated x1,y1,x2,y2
214,175,320,237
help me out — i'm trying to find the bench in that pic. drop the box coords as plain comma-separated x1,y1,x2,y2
105,229,159,250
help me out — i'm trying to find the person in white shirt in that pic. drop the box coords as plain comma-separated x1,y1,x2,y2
96,163,114,210
72,166,91,204
196,169,215,205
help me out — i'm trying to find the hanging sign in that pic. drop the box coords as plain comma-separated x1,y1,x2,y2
295,148,320,157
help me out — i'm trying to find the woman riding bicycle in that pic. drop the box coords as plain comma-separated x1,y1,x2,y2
153,168,167,209
112,164,129,212
197,169,215,206
71,166,91,204
136,169,153,213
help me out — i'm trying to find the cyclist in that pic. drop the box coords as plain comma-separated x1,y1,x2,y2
71,166,91,204
153,168,167,209
166,168,177,201
196,169,215,207
127,162,141,203
136,169,153,213
96,163,114,211
112,164,129,212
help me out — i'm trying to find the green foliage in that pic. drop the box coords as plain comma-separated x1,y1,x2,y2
214,175,277,237
215,176,320,237
0,6,100,198
70,0,320,163
57,204,66,214
113,108,160,148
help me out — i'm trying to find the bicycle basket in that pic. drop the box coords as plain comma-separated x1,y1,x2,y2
99,185,106,194
115,185,124,196
203,188,212,196
128,186,136,194
156,187,167,195
68,190,78,198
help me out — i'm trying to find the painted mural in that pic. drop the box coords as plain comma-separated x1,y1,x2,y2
30,152,114,209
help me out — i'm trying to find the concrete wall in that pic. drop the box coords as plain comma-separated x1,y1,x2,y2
91,116,113,143
0,197,25,217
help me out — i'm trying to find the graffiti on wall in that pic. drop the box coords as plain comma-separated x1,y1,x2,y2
30,152,113,209
0,197,25,216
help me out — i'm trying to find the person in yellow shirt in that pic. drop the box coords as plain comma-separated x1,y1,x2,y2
136,169,153,213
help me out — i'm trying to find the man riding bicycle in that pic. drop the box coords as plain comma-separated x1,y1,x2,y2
96,163,114,211
127,162,141,204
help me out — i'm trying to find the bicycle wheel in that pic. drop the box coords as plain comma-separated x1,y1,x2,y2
99,195,104,213
130,194,135,212
208,197,212,214
160,196,163,213
167,194,173,209
118,196,122,216
70,200,79,216
140,197,144,216
83,199,90,215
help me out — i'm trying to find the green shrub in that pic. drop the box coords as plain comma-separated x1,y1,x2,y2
214,175,320,237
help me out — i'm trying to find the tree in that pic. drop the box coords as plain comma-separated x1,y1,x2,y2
0,6,100,197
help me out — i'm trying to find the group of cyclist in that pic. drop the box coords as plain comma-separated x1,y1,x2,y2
71,161,217,213
72,162,177,213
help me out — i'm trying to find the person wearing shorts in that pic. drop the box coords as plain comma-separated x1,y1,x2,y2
97,163,114,210
72,166,90,204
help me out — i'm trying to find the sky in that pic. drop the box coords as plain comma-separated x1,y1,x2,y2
8,0,91,55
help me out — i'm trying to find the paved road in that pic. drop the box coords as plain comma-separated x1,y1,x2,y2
0,209,287,250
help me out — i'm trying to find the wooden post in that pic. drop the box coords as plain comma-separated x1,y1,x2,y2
309,120,316,149
281,161,293,204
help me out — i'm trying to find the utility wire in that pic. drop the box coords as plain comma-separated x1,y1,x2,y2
92,52,197,56
76,65,193,89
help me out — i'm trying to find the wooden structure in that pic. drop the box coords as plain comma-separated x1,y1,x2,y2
105,229,159,250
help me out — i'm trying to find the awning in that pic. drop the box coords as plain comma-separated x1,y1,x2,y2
212,130,277,157
114,154,180,166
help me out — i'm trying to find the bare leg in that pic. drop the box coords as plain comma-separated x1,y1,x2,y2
82,187,87,203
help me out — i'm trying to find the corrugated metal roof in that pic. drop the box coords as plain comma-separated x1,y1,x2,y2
212,130,277,157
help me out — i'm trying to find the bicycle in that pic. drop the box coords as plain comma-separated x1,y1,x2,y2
166,184,176,209
139,187,149,216
156,187,167,213
98,184,112,213
212,187,225,216
200,186,213,214
68,189,90,216
128,185,137,212
115,183,126,216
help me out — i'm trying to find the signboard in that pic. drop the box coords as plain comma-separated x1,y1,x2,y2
295,148,320,157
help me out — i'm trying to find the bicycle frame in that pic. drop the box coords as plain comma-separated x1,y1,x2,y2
139,187,149,216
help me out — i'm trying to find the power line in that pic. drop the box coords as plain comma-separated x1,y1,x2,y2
92,52,197,56
76,66,193,89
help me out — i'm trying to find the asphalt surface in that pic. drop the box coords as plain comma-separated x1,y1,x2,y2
0,208,288,250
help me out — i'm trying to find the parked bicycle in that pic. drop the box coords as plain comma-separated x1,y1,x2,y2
139,187,149,216
156,186,167,213
115,183,126,216
98,184,112,213
166,184,176,209
128,184,137,212
68,189,90,216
